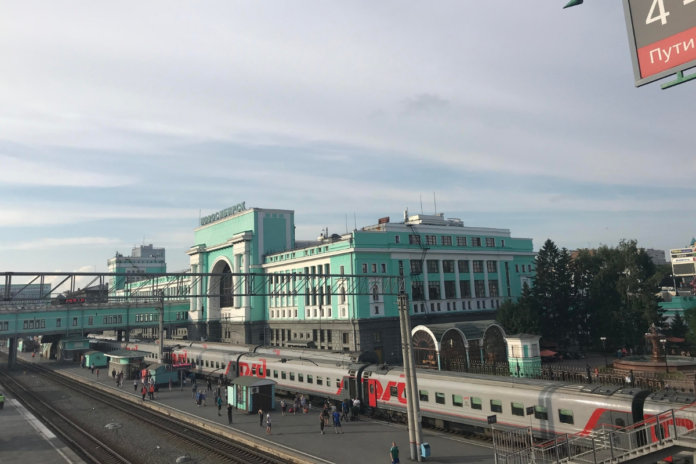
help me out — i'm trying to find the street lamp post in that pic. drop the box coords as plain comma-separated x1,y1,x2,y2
600,337,607,367
660,338,669,373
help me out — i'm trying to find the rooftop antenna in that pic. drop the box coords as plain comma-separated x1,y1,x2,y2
354,212,357,231
433,192,437,215
419,194,423,214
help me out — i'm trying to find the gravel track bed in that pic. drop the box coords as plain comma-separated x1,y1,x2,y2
5,368,209,464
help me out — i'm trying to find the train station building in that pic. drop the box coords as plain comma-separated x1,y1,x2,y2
185,202,536,364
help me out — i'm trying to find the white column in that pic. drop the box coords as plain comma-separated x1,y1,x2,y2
438,260,445,302
454,260,461,299
468,261,475,300
484,260,490,298
422,262,430,309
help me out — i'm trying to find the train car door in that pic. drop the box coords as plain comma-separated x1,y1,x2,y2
346,370,358,400
367,378,379,408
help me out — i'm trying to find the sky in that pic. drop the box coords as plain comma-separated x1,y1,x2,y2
1,1,695,275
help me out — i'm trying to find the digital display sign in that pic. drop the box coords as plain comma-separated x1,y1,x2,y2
623,0,696,86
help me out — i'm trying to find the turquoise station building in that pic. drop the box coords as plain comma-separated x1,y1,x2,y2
185,202,536,363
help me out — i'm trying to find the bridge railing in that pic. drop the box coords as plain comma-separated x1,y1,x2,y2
494,408,696,463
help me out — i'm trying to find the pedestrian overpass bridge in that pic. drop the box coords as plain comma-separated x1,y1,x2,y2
494,406,696,463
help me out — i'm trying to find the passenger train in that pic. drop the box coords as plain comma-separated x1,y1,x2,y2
92,338,696,440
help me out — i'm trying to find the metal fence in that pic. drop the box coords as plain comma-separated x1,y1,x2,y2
461,360,695,394
495,408,696,463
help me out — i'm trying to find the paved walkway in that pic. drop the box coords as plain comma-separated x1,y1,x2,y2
44,355,495,464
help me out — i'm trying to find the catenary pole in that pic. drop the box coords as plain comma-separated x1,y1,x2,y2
398,292,417,460
404,292,424,461
398,290,424,461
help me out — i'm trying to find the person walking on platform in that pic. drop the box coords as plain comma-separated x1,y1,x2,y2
280,399,286,416
227,403,233,425
322,406,329,426
265,413,272,435
389,442,400,464
192,383,197,399
332,410,343,434
112,369,116,380
341,399,349,421
258,409,264,427
319,411,325,435
148,383,155,400
134,379,138,392
216,395,223,416
141,385,147,402
90,364,94,374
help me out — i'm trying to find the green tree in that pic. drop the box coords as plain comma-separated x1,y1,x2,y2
496,283,539,335
669,313,688,339
531,239,576,347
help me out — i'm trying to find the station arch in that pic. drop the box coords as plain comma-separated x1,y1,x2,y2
411,321,507,372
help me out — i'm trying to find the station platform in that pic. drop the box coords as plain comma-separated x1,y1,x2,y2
15,353,495,464
0,391,86,464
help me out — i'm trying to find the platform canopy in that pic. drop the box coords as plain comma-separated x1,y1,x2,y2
231,377,276,387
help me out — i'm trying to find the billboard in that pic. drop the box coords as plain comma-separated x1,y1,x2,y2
623,0,696,86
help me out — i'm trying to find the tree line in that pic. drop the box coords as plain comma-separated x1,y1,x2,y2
496,238,686,354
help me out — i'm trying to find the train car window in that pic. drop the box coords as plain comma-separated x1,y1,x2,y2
390,386,398,398
558,409,574,424
511,402,524,416
534,406,548,421
419,390,429,402
281,371,287,380
615,418,626,427
452,395,463,407
289,372,295,381
273,370,278,379
251,365,257,375
258,367,265,376
490,399,503,413
299,373,304,382
307,375,313,384
317,377,323,386
471,397,482,410
435,393,445,405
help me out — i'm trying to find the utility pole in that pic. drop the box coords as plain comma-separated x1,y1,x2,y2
158,290,164,364
398,290,424,461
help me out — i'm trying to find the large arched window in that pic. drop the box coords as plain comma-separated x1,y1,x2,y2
220,263,233,307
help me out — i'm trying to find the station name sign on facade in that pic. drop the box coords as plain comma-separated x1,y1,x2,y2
200,202,247,226
623,0,696,86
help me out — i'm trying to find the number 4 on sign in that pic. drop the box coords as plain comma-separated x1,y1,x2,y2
646,0,670,26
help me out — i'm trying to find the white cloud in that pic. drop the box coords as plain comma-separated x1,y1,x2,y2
0,154,134,187
1,236,119,251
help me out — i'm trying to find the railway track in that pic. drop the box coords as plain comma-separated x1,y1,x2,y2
0,358,296,464
0,368,133,464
